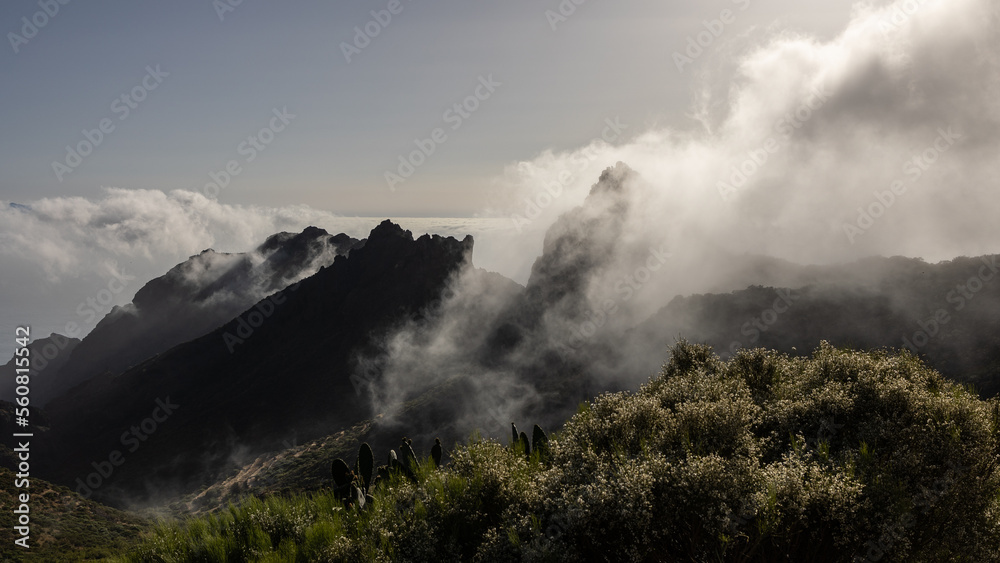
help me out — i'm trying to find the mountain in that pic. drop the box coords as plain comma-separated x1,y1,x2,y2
18,165,1000,513
357,164,1000,451
629,256,1000,396
483,164,1000,400
35,221,475,505
0,334,80,405
35,227,362,406
0,466,149,561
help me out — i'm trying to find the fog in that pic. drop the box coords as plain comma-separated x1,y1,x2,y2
365,0,1000,440
486,0,999,279
1,0,996,444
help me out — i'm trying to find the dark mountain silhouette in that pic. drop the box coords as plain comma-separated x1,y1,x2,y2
483,165,1000,401
521,162,636,322
36,221,474,505
40,227,362,406
0,399,50,472
630,256,1000,396
0,333,80,405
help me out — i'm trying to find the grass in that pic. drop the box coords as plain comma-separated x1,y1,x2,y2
0,467,150,562
115,449,543,562
114,342,1000,562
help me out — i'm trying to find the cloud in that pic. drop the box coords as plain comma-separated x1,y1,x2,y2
0,189,363,363
0,189,518,363
0,188,350,283
489,0,1000,275
369,0,1000,439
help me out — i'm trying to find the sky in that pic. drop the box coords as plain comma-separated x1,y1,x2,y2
1,0,999,360
2,0,855,216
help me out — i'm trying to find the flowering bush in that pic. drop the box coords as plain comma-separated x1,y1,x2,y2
121,342,1000,562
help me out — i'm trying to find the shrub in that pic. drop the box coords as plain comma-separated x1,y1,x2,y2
119,342,1000,562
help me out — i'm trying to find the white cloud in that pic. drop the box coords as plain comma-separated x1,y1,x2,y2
367,0,1000,436
489,0,1000,276
0,188,348,282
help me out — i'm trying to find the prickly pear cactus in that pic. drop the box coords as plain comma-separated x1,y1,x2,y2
331,458,352,488
532,424,550,461
401,438,417,471
431,437,443,468
331,458,356,505
358,443,375,492
351,484,366,509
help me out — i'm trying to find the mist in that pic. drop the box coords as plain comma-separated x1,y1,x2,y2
488,0,998,274
0,189,513,360
2,0,996,461
364,0,1000,441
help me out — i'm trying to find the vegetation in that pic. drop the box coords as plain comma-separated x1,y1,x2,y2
0,468,150,561
116,342,1000,562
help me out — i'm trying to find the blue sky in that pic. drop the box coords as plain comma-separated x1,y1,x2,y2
2,0,854,216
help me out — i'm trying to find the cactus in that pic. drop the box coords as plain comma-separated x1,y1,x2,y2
431,438,443,468
386,445,417,483
358,443,375,492
400,438,418,471
331,458,352,488
532,425,550,461
331,458,358,506
519,431,531,459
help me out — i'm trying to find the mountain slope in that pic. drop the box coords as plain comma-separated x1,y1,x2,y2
38,227,363,407
116,343,1000,562
0,334,80,405
0,467,149,562
36,221,473,505
630,256,1000,396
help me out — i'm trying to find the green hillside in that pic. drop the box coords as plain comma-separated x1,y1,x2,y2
0,468,149,562
113,342,1000,562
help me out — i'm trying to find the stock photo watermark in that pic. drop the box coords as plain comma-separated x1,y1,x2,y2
901,255,998,354
341,0,415,63
724,288,800,358
221,282,300,353
558,243,672,354
717,84,831,202
672,0,752,73
877,0,931,36
8,267,136,390
843,126,961,244
7,0,71,54
350,362,383,398
544,0,598,31
50,65,169,182
11,327,33,549
200,107,296,199
73,397,180,499
213,0,249,22
385,74,501,191
75,266,137,324
853,460,968,562
509,117,628,232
